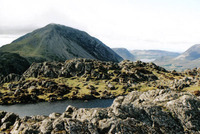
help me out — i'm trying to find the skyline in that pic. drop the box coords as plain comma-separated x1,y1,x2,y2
1,0,200,52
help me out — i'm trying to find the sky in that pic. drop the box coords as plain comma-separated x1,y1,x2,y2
0,0,200,52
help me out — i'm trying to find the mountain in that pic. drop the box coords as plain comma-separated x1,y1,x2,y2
174,44,200,60
112,48,135,61
0,52,30,78
0,23,123,63
155,44,200,71
131,50,180,62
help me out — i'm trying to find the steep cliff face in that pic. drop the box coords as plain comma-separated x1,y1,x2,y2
0,24,123,63
0,89,199,133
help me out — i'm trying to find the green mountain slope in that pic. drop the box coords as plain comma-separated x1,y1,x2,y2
0,52,30,77
0,24,123,63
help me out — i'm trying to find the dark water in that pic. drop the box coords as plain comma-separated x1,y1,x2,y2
0,99,114,117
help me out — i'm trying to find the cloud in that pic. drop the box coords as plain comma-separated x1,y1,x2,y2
0,26,38,35
0,0,200,52
0,35,21,46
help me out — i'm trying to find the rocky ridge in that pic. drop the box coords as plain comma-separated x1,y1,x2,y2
1,59,200,105
0,59,167,104
22,59,160,81
0,89,199,133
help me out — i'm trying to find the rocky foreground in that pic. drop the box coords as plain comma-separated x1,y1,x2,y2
0,89,199,133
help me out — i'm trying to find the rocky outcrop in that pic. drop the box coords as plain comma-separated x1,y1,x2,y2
0,59,165,104
1,59,200,105
3,58,200,105
0,73,21,84
22,59,161,82
0,89,199,133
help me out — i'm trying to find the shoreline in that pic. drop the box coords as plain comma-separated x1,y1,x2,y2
0,89,199,133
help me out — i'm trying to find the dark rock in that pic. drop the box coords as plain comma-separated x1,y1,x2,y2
87,85,95,90
1,112,19,125
0,73,21,84
17,94,38,103
53,118,65,131
91,90,100,96
107,83,115,90
194,90,200,96
1,121,12,131
81,95,95,100
48,94,57,102
0,111,6,119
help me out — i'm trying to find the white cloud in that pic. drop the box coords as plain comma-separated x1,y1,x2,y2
0,0,200,52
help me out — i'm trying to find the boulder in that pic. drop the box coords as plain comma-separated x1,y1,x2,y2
53,118,65,131
39,118,53,133
1,112,19,124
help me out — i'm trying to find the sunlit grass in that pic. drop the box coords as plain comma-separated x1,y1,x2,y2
182,85,200,92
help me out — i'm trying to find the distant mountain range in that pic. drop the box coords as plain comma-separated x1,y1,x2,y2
112,48,135,61
174,44,200,61
130,50,180,62
155,44,200,71
112,46,200,71
0,24,123,63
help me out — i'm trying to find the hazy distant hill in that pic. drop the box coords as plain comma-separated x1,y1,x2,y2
0,24,123,63
112,48,135,61
155,44,200,71
130,50,180,62
174,44,200,60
